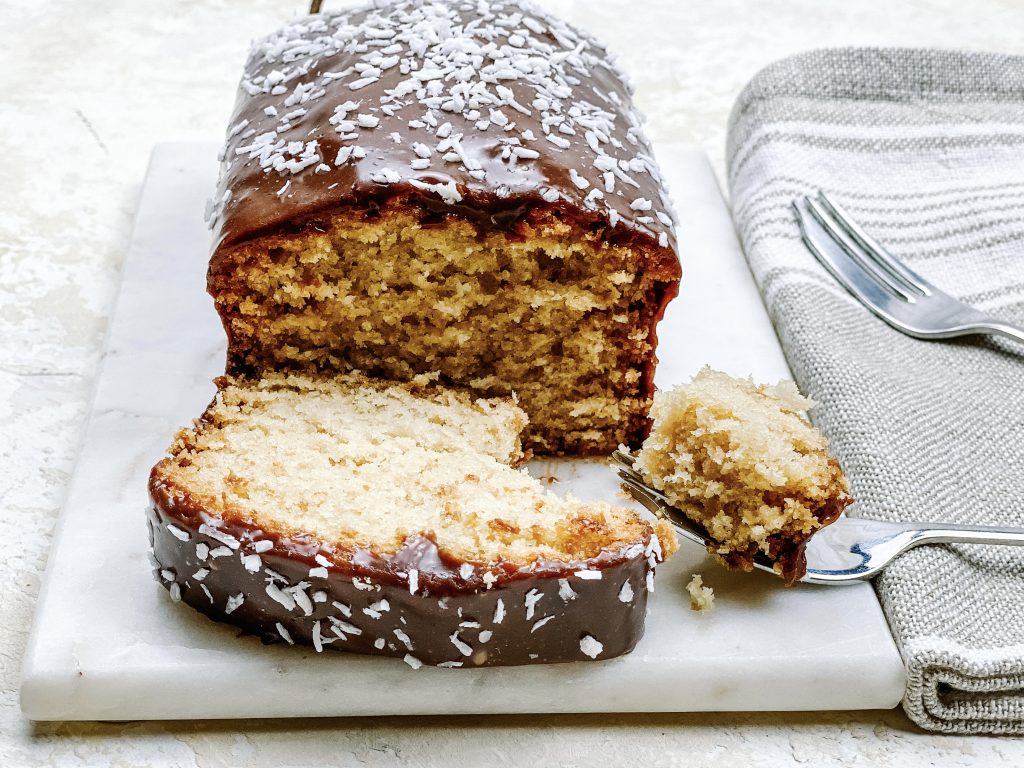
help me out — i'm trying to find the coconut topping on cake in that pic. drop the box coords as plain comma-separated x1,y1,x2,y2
207,0,677,252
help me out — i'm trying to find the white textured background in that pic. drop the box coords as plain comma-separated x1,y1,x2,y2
3,0,1024,765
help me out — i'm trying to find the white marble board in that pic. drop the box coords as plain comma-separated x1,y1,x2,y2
20,143,906,721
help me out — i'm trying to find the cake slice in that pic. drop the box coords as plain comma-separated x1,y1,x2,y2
205,0,681,456
148,374,675,666
635,368,851,584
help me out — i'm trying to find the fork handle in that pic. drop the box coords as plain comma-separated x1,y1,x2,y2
904,522,1024,548
975,320,1024,346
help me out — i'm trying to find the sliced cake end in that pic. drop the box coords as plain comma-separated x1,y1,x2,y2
149,373,675,666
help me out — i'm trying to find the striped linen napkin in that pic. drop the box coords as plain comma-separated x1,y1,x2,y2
726,48,1024,734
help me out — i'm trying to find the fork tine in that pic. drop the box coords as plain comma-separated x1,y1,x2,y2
613,459,672,505
793,198,916,318
617,473,663,514
803,196,919,303
616,473,711,550
816,191,932,296
611,449,637,471
611,450,647,486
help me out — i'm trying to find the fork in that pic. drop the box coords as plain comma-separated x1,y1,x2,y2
611,450,1024,585
792,191,1024,346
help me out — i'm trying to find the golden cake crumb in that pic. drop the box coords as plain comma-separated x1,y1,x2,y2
686,574,715,612
208,206,676,456
636,367,851,583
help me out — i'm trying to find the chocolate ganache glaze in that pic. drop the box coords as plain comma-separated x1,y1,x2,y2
149,475,667,667
206,0,680,275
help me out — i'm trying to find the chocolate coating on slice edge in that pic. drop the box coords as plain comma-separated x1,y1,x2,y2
148,480,664,667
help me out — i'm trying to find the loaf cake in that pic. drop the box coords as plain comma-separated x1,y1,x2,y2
635,368,851,584
205,0,681,456
148,374,676,666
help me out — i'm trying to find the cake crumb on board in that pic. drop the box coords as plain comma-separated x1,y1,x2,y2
686,574,714,612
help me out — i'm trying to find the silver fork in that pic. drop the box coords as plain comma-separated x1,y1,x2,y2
611,450,1024,585
792,191,1024,345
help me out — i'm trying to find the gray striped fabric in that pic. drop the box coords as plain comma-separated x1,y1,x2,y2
726,49,1024,734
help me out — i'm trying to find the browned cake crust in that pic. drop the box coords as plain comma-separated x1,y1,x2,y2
205,0,681,456
148,479,670,667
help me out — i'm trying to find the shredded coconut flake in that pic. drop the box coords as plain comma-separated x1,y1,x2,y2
404,653,423,669
290,584,314,616
645,534,663,560
265,582,296,610
532,615,554,632
450,632,473,656
408,177,462,203
199,524,240,550
225,593,244,614
166,524,190,541
558,578,577,602
618,580,634,603
330,616,361,636
569,169,590,189
394,628,414,650
276,623,295,644
524,588,542,620
579,634,603,659
370,168,401,184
